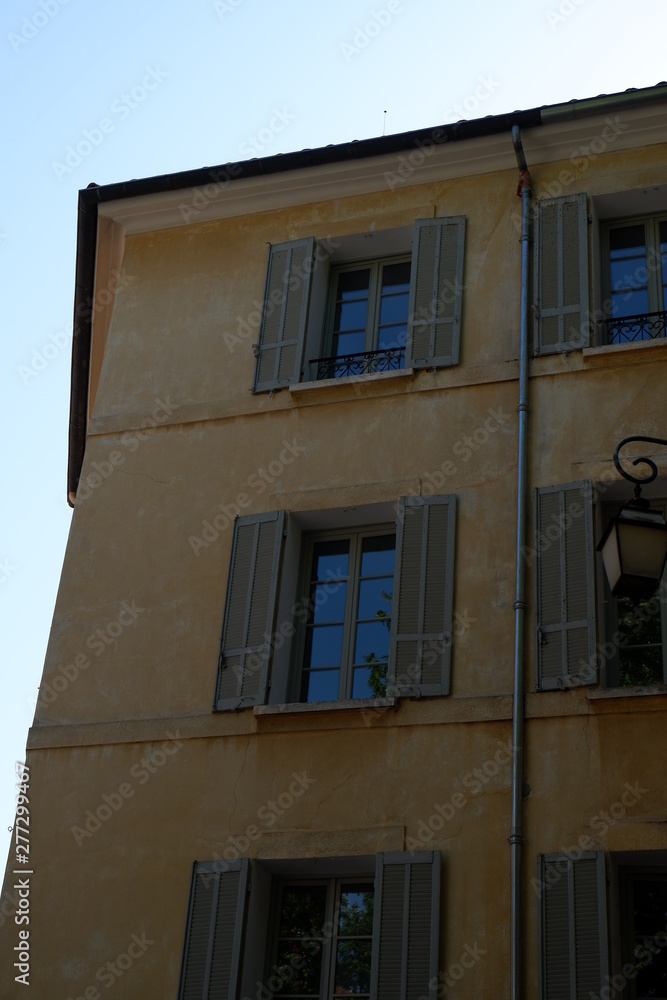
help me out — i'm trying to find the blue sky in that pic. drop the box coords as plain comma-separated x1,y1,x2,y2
1,0,666,847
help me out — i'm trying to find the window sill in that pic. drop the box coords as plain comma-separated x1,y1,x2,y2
254,697,396,717
587,685,667,701
290,367,414,397
582,338,667,364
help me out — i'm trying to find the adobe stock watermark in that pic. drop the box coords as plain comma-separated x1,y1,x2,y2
441,75,501,122
189,438,307,555
406,740,518,852
545,0,589,29
421,941,487,999
202,771,317,877
52,66,168,180
70,731,183,846
1,557,17,584
76,397,174,502
238,108,296,158
213,0,245,18
531,779,649,898
33,600,144,711
8,0,71,53
340,1,403,62
65,931,154,999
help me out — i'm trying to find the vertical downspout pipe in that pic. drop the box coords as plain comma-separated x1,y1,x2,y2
510,124,532,1000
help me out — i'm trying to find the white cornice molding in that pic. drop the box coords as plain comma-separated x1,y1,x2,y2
97,106,667,236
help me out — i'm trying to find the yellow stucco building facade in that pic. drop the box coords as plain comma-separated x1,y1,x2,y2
2,83,667,999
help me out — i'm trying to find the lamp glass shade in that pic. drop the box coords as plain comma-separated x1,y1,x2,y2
598,505,667,599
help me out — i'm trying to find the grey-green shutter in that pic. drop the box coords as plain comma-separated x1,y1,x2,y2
253,238,314,392
370,851,441,1000
389,496,456,697
178,859,249,1000
537,853,608,1000
534,483,596,691
215,511,284,710
406,217,465,368
535,194,589,353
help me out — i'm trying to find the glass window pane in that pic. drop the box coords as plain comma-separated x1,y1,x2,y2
304,625,343,668
611,289,649,318
339,886,374,935
360,535,395,576
379,290,410,324
274,942,323,995
352,663,387,698
354,621,390,663
377,324,407,352
333,331,365,357
279,886,327,937
312,540,349,582
334,941,372,994
633,879,667,998
610,257,647,291
609,224,646,256
381,261,411,289
311,582,347,624
336,298,368,332
302,668,340,702
338,269,371,296
357,578,393,621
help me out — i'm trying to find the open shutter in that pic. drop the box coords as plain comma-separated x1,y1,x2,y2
535,193,589,353
178,859,249,1000
538,853,608,1000
534,483,596,690
215,511,284,710
371,851,440,1000
389,495,456,697
253,238,314,392
406,217,465,368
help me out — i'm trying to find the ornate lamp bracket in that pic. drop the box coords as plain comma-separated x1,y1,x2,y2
613,436,667,503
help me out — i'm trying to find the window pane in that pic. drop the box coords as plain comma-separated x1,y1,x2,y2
338,885,374,936
279,886,327,937
611,288,649,319
360,535,395,576
312,540,349,581
379,290,410,324
338,269,371,296
302,668,340,702
304,625,344,668
377,324,407,352
609,224,646,256
311,582,347,624
381,260,411,289
334,941,372,994
336,298,368,332
357,578,393,621
352,662,387,698
354,621,391,663
333,331,365,357
274,941,323,995
617,593,664,686
610,257,647,291
633,879,667,998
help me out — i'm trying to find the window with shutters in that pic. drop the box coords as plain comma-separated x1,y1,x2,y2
251,218,465,392
178,852,441,1000
214,497,456,711
533,483,667,691
599,215,667,345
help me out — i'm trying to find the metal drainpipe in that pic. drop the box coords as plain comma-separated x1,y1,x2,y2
510,124,532,1000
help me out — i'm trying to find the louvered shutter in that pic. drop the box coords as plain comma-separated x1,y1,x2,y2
537,853,608,1000
535,194,589,353
253,238,314,392
534,483,596,690
389,496,456,697
215,511,284,710
370,851,440,1000
406,217,465,368
178,859,249,1000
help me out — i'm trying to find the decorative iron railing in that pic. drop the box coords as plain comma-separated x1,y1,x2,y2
602,310,667,345
313,347,405,380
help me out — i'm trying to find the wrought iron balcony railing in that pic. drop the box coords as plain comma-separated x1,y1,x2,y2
312,347,405,380
602,310,667,345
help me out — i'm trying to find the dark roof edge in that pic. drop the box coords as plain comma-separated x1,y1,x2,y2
66,82,667,503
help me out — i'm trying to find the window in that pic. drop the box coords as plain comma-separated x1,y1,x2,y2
251,217,465,392
214,496,456,711
533,483,667,691
601,217,667,344
270,878,374,998
314,259,410,379
297,530,395,702
538,853,667,1000
177,852,441,1000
